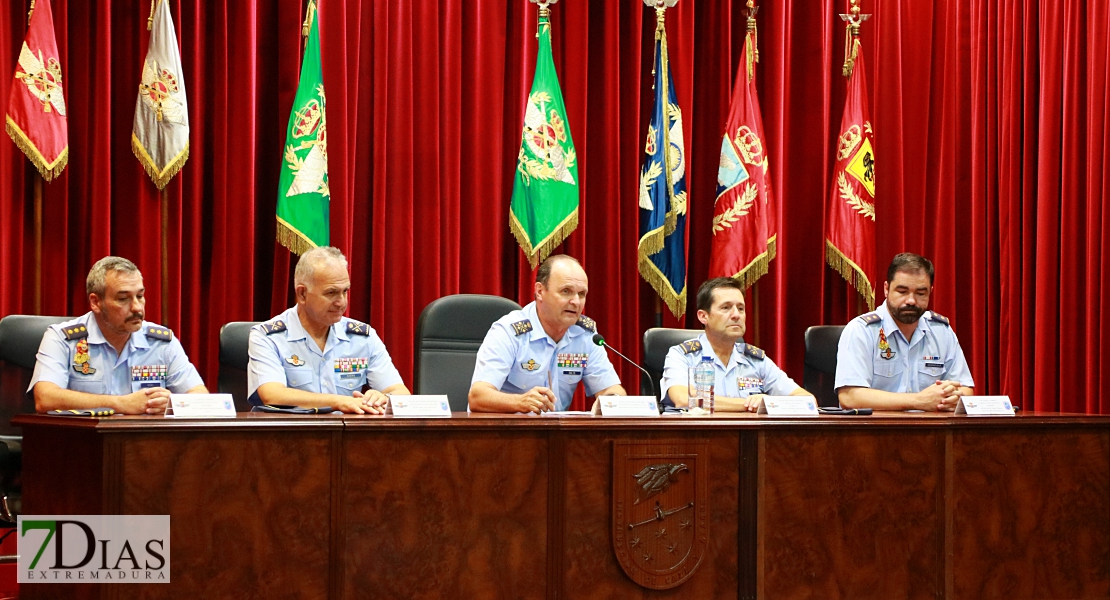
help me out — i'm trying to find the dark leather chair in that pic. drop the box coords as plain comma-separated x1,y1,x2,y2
803,325,846,407
0,314,72,516
218,322,260,412
414,294,522,412
642,328,703,401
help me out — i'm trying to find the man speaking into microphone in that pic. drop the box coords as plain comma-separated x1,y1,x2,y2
468,255,626,413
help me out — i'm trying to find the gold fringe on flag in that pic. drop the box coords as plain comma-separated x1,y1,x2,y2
826,239,875,310
6,116,68,181
276,216,318,256
638,252,687,319
510,208,579,270
131,133,189,190
730,235,777,291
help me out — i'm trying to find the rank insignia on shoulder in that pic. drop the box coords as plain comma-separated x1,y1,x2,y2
928,312,951,326
286,355,306,367
576,315,597,332
62,325,89,341
680,340,702,355
858,312,882,325
521,359,539,371
511,320,533,336
346,320,371,336
145,327,173,342
743,344,765,360
260,320,287,335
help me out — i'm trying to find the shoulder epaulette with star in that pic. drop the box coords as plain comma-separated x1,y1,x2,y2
61,324,89,341
680,339,702,355
743,344,765,360
576,315,597,332
346,320,371,336
145,326,173,342
511,319,533,336
858,312,882,325
929,312,951,327
260,320,287,335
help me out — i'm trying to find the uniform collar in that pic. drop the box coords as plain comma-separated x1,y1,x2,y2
287,306,349,346
523,301,579,346
697,332,745,370
876,302,932,345
82,312,149,350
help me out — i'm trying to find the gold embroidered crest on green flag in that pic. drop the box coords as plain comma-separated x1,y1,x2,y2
510,6,578,269
276,0,329,255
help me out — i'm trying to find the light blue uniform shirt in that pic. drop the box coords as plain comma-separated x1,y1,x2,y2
247,306,404,406
834,303,975,393
28,312,204,396
660,333,801,407
470,302,621,411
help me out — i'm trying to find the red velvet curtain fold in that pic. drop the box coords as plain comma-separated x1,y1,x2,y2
1,0,1106,414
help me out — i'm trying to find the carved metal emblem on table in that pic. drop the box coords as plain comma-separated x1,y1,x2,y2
612,440,709,590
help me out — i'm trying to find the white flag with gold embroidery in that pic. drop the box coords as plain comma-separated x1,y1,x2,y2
131,0,189,190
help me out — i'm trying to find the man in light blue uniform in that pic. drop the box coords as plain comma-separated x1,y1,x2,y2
469,255,625,414
836,253,974,411
248,246,410,414
661,278,810,411
30,256,208,415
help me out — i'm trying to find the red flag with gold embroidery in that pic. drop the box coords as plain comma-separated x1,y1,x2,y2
5,0,68,180
708,5,776,288
825,16,875,309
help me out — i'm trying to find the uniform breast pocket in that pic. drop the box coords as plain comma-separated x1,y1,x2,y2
558,369,583,388
871,358,899,380
507,367,546,392
336,372,366,395
917,361,947,388
284,367,314,390
70,375,107,395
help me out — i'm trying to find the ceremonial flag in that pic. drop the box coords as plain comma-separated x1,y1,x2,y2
132,0,190,190
709,6,776,288
5,0,67,180
825,15,876,309
276,0,329,254
510,5,578,269
637,5,688,318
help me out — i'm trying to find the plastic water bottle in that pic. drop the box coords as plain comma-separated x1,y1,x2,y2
695,356,715,413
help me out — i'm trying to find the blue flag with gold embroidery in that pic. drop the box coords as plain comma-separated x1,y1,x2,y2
637,8,687,318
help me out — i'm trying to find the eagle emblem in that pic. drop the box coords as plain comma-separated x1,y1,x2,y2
139,59,185,124
14,42,65,115
613,440,709,590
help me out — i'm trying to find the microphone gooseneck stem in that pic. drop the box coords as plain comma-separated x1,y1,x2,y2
597,338,656,399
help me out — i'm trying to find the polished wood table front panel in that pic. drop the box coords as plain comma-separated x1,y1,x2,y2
14,412,1110,599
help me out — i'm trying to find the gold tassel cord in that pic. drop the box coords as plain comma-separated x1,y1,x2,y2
842,30,859,77
6,117,68,181
27,0,35,25
826,240,875,310
148,0,156,31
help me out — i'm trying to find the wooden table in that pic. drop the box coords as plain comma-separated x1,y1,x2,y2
14,411,1110,599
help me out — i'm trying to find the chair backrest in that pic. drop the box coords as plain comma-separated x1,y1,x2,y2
414,294,522,412
218,322,260,412
803,325,846,407
0,315,72,433
642,328,704,399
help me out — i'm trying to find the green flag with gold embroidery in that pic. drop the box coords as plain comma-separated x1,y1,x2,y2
509,7,578,269
276,0,328,255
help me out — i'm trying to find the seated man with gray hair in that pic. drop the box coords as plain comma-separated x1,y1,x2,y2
247,246,410,413
30,256,209,415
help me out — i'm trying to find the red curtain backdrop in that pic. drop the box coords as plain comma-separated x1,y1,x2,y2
1,0,1107,414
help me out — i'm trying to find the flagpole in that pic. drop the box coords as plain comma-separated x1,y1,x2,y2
161,188,169,326
33,173,42,313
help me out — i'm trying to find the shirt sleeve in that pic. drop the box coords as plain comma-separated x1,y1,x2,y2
471,323,516,390
943,329,976,388
163,337,205,393
364,330,404,391
27,327,71,392
582,343,621,396
659,346,690,407
834,320,875,390
760,355,802,396
247,328,288,402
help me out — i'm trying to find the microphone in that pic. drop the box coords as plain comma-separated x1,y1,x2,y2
592,333,656,399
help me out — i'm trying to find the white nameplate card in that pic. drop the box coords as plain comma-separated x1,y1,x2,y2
598,396,660,417
166,394,236,418
956,396,1015,416
389,395,452,417
757,396,820,417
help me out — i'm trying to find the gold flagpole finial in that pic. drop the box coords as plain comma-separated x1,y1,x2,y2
645,0,679,36
528,0,558,22
839,0,870,76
